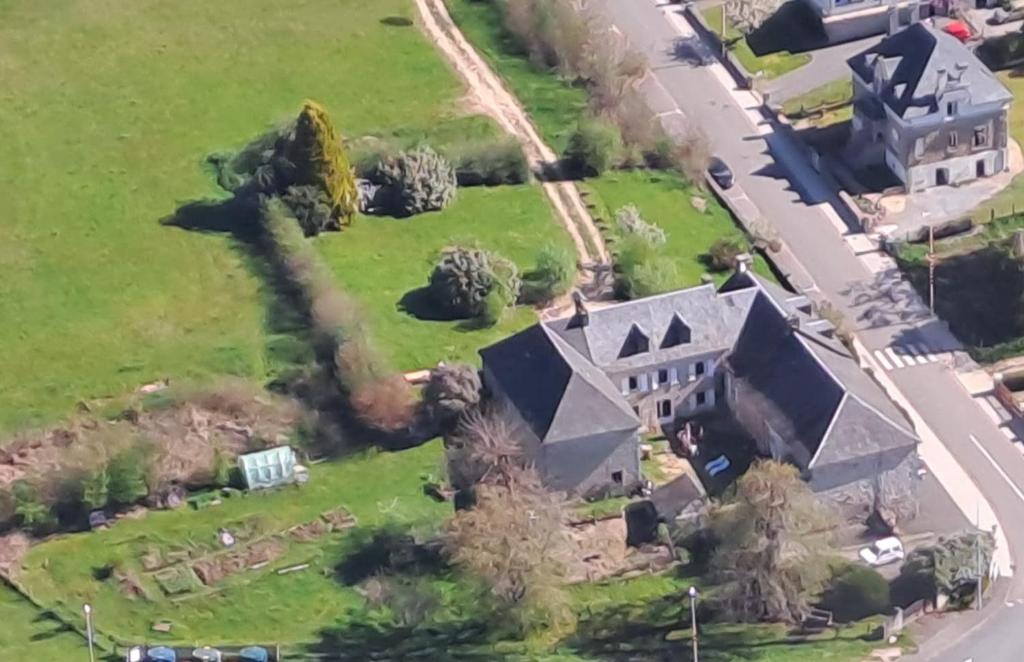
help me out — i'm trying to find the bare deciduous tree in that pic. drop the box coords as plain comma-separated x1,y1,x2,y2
724,0,784,35
444,468,576,635
710,460,837,623
671,128,712,186
445,408,530,491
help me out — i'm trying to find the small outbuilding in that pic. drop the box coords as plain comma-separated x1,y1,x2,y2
237,446,302,491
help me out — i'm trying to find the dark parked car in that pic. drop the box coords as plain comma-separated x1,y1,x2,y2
707,157,734,189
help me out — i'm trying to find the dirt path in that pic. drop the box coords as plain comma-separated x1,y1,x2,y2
413,0,611,283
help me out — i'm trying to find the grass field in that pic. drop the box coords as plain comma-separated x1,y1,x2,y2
0,0,558,435
317,185,572,371
782,78,853,128
0,585,90,659
445,0,774,287
17,442,451,645
584,170,777,286
701,6,811,80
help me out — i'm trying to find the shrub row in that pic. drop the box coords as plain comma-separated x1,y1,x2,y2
353,136,530,188
259,197,417,432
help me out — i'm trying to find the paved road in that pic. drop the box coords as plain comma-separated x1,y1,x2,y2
761,35,881,105
597,1,1024,659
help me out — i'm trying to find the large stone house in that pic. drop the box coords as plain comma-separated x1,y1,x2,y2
805,0,925,44
479,267,921,516
847,22,1012,192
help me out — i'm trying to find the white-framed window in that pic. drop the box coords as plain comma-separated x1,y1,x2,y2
669,367,679,385
695,361,705,376
974,126,988,148
948,132,958,148
628,376,638,391
947,101,958,117
696,391,707,406
638,373,649,392
658,399,672,419
658,368,669,386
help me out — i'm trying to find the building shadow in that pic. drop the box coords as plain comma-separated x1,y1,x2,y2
746,1,827,56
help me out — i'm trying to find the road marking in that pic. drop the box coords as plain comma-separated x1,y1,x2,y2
900,345,930,365
884,347,905,369
910,343,938,362
969,434,1024,505
873,350,893,371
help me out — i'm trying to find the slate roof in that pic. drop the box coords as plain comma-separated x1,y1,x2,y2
480,270,918,469
479,324,639,443
847,23,1011,119
546,284,757,369
728,294,846,459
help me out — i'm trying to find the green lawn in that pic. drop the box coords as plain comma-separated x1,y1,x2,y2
17,441,451,646
584,170,777,287
702,6,811,80
317,185,573,371
0,0,488,435
446,0,589,153
0,584,91,659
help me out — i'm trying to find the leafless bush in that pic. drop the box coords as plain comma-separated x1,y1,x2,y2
445,469,576,635
671,128,712,185
446,407,530,491
350,375,418,433
613,90,663,153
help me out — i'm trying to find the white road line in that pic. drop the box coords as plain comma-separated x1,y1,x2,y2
873,350,893,371
903,345,930,365
969,433,1024,504
884,347,905,369
910,342,939,362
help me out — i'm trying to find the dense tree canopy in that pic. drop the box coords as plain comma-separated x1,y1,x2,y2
287,100,358,224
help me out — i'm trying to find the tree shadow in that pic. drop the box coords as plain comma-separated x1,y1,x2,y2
746,1,825,56
307,617,501,661
397,287,461,322
334,523,446,586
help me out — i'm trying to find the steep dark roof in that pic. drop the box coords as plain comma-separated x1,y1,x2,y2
728,294,845,459
547,284,756,368
479,325,639,443
847,23,1011,119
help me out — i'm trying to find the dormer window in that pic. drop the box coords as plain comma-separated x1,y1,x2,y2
618,324,650,358
660,315,692,349
947,101,958,117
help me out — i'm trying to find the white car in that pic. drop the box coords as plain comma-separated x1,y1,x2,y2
858,536,905,567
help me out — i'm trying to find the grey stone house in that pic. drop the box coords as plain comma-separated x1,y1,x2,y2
805,0,925,44
480,267,921,516
847,22,1012,192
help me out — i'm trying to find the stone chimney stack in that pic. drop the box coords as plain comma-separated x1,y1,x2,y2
735,252,753,275
887,6,900,36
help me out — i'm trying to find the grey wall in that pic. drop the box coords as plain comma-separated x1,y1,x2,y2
541,429,641,497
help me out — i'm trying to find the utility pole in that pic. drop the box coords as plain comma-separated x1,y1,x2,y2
83,604,96,662
688,586,700,661
927,224,936,313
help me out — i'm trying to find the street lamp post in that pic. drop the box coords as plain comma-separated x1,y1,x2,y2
83,603,96,662
688,586,700,662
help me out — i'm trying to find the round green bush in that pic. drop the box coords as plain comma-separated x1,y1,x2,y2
820,564,890,622
563,118,622,177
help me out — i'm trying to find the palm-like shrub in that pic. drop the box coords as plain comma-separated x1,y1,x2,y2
428,246,520,319
429,247,494,318
378,146,458,216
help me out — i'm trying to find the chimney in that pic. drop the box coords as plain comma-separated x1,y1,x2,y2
568,290,589,328
935,67,948,97
887,6,900,36
735,252,753,274
787,313,801,331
